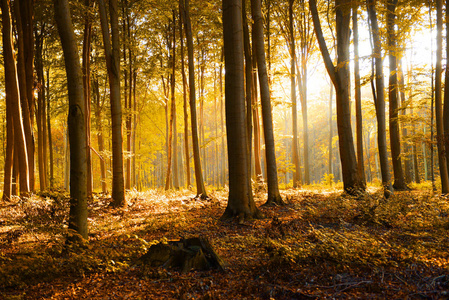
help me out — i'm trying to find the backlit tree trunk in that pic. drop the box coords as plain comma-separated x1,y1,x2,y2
98,0,125,206
387,0,407,190
310,0,362,194
435,0,449,193
352,5,366,189
222,0,262,221
53,0,88,239
251,0,284,204
367,0,393,197
180,0,208,199
1,0,30,196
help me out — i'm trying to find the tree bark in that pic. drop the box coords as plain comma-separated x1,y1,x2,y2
180,0,208,199
53,0,88,239
289,0,301,189
309,0,362,195
435,0,449,193
1,0,30,196
387,0,407,190
98,0,125,206
366,0,393,197
251,0,284,204
352,5,366,189
222,0,262,221
444,0,449,174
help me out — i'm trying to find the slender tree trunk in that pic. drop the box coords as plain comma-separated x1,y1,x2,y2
444,0,449,173
172,10,179,190
83,0,93,197
289,0,301,188
180,0,207,198
1,0,29,196
93,76,108,193
329,82,333,179
310,0,362,194
398,61,412,183
251,0,284,204
352,5,366,188
222,0,262,221
98,0,125,206
435,0,449,193
367,0,393,197
53,0,88,239
387,0,407,190
179,6,191,188
47,68,54,188
16,0,35,192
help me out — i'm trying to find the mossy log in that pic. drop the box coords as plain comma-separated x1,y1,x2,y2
137,237,226,273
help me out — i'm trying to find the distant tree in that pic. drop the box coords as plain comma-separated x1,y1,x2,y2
222,0,262,221
53,0,88,238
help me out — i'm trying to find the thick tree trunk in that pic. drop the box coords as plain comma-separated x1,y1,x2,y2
251,0,283,204
180,0,208,199
310,0,362,195
222,0,262,221
352,5,366,189
98,0,125,206
53,0,88,239
435,0,449,193
367,0,393,197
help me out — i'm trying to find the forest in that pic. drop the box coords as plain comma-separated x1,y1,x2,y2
1,0,449,298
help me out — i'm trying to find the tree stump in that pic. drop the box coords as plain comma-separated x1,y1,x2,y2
137,236,226,273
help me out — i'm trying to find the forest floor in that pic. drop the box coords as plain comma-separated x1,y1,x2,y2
1,184,449,299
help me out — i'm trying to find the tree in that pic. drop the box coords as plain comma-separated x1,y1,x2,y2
289,0,301,188
251,0,284,205
98,0,126,206
366,0,393,197
309,0,363,194
1,0,30,197
352,4,366,189
387,0,407,190
222,0,262,221
179,0,208,199
444,0,449,173
434,0,449,193
53,0,88,239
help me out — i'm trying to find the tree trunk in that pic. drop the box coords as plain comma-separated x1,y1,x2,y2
222,0,262,221
179,6,191,188
310,0,362,195
352,5,366,189
47,68,54,188
98,0,125,206
172,10,179,190
367,0,393,197
53,0,88,239
93,76,108,194
387,0,407,190
15,0,35,192
2,79,13,201
435,0,449,193
289,0,301,188
444,0,449,174
251,0,284,204
1,0,30,197
180,0,208,199
82,0,93,197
